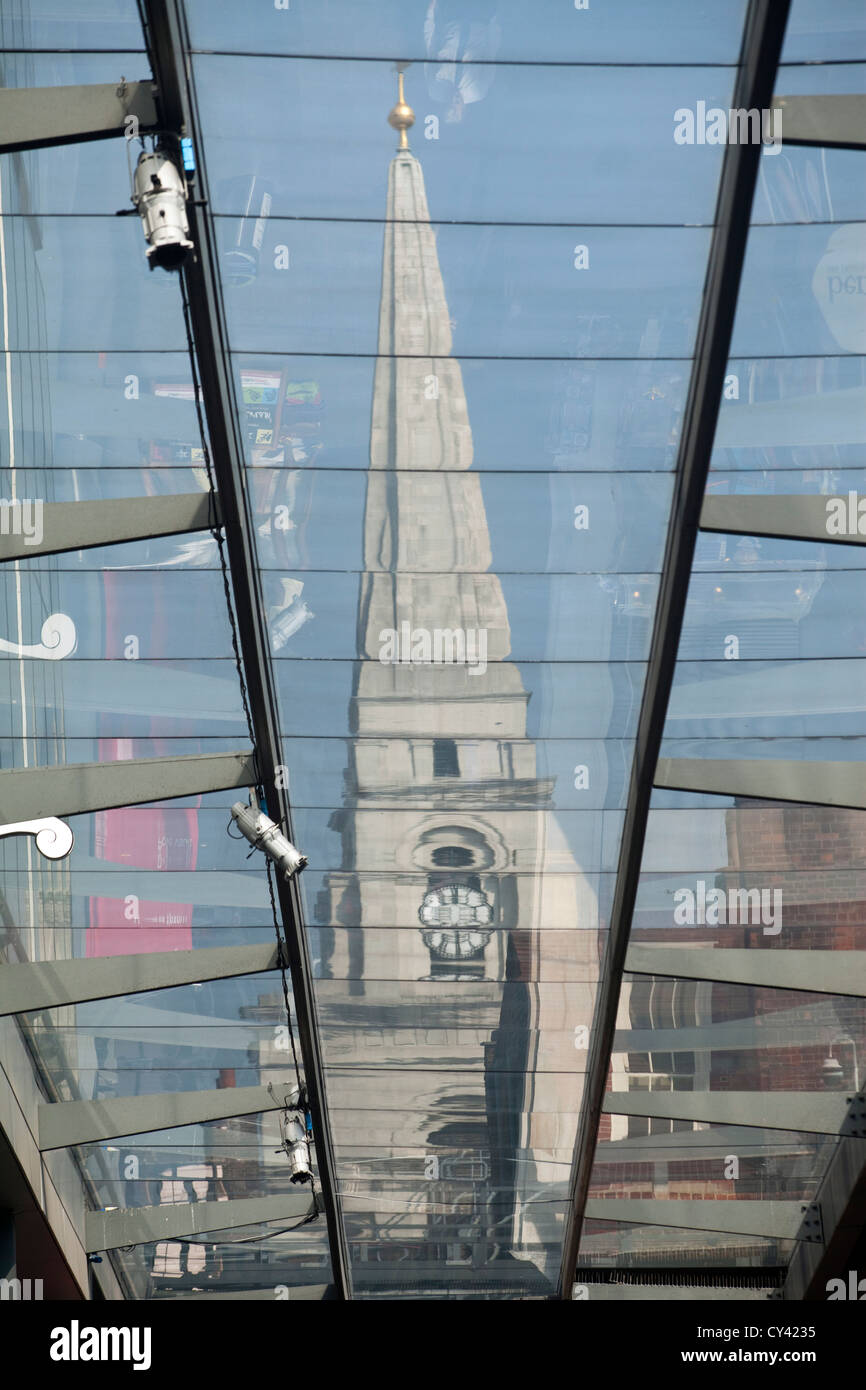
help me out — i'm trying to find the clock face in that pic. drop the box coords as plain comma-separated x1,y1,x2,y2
418,882,493,960
421,928,490,960
419,882,493,929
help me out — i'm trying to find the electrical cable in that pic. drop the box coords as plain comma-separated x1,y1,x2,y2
159,1205,322,1247
264,859,301,1083
116,1203,321,1257
176,267,316,1213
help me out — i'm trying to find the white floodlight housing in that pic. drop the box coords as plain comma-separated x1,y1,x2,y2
281,1110,313,1184
231,795,308,882
132,145,194,271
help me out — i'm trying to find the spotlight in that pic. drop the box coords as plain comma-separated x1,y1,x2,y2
280,1108,313,1185
231,793,308,881
131,141,194,271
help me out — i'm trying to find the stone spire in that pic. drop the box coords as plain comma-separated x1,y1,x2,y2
356,72,518,718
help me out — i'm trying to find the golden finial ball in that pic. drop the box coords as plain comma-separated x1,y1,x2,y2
388,100,415,133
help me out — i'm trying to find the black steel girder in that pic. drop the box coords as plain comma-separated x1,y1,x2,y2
556,0,793,1300
137,0,351,1300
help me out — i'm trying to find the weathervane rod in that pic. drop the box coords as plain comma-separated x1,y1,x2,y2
388,64,415,151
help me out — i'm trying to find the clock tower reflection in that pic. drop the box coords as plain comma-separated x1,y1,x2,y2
317,74,597,1297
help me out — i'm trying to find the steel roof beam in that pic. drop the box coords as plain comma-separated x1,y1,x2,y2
86,1191,314,1252
700,492,866,547
0,80,157,154
772,94,866,151
584,1198,814,1241
603,1089,866,1137
0,492,220,563
655,756,866,811
0,943,279,1016
625,945,866,999
39,1080,299,1151
139,0,350,1299
0,750,256,822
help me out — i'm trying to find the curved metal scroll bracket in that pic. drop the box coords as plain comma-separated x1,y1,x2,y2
0,818,74,860
0,613,77,660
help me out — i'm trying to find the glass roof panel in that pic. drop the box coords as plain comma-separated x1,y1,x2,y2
186,0,750,64
250,471,675,572
279,739,639,810
678,561,866,661
311,942,608,982
580,1,866,1298
13,0,842,1303
710,357,866,472
590,1123,838,1191
112,1226,332,1300
0,0,144,50
196,56,735,225
780,0,866,61
609,975,866,1094
2,354,210,470
185,2,746,1296
2,220,188,351
634,793,866,955
731,232,866,359
235,354,686,473
3,784,331,1296
276,660,646,739
221,221,712,358
0,17,332,1288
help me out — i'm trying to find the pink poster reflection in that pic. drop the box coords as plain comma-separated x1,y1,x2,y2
87,738,198,958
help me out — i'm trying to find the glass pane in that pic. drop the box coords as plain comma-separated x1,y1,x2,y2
665,658,866,735
754,148,866,225
710,358,866,472
0,353,208,471
277,660,646,738
0,0,144,49
0,660,246,736
679,563,866,661
732,228,866,359
310,933,608,980
307,873,614,930
187,0,749,63
114,1227,331,1300
635,793,866,952
235,355,689,473
0,567,235,655
0,221,187,351
780,0,866,62
4,0,773,1301
223,221,712,358
608,976,866,1097
278,737,639,810
250,469,674,573
590,1124,838,1199
262,571,660,660
197,56,733,224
